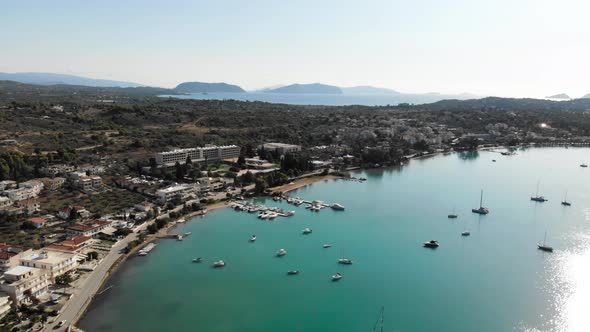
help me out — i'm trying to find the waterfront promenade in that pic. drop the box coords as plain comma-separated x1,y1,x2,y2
43,228,144,332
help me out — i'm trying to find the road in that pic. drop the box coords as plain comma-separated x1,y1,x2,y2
43,232,138,332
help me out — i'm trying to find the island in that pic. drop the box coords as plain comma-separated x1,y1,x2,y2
265,83,342,94
546,93,571,99
174,82,245,93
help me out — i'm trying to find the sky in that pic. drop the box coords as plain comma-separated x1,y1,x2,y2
1,0,589,97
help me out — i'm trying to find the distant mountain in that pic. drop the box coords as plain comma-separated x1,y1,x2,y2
174,82,245,93
581,94,590,99
340,86,400,94
0,72,143,88
546,93,570,99
265,83,342,94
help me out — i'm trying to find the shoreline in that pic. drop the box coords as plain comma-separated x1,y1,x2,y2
71,174,338,329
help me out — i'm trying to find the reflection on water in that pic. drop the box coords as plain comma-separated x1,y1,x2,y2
457,150,480,161
521,233,590,332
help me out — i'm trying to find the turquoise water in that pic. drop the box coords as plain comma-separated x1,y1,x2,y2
79,148,590,332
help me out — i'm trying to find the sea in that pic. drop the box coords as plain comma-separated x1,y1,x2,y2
158,92,472,106
78,147,590,332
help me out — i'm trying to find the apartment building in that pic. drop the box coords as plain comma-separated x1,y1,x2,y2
260,142,302,155
20,251,78,282
155,184,198,204
66,220,112,237
154,145,241,166
0,266,50,304
77,176,102,191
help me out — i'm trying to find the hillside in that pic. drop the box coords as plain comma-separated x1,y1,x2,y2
266,83,342,94
174,82,245,93
0,72,143,88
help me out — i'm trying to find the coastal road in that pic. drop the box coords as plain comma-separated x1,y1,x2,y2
43,233,137,332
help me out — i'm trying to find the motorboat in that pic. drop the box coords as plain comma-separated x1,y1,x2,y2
331,273,343,281
273,196,281,201
331,203,345,211
492,159,496,162
268,213,278,220
286,210,295,216
423,240,439,248
302,228,312,234
581,164,588,168
461,231,471,236
448,214,458,219
192,257,203,263
287,270,299,275
323,244,332,248
276,249,287,257
177,234,183,241
213,260,225,268
338,258,353,265
472,190,490,214
311,206,321,212
177,218,185,223
250,235,257,242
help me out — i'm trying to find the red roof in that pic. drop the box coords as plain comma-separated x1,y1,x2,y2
62,236,91,246
68,220,110,232
0,243,11,251
28,217,46,224
0,252,16,260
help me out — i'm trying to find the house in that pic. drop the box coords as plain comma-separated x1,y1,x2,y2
20,250,78,283
77,176,102,191
0,246,33,272
58,206,90,220
0,197,12,211
2,187,39,201
19,180,44,196
0,181,16,191
27,217,46,229
134,202,154,213
67,220,112,237
78,165,105,175
44,236,92,254
14,199,39,216
0,266,50,304
40,164,75,177
0,293,11,319
244,158,275,170
57,207,72,220
155,184,197,204
39,177,66,191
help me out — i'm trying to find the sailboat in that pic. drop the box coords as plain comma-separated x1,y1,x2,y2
471,190,490,214
537,231,554,252
530,181,547,202
447,208,458,219
561,191,571,206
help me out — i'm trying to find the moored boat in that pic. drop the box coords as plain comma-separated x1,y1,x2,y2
250,235,257,242
213,260,225,268
331,273,342,281
338,258,353,264
423,240,439,248
461,231,471,236
302,228,312,234
287,270,299,275
331,203,345,211
472,190,490,214
276,248,287,257
323,244,332,248
537,232,553,252
192,257,203,263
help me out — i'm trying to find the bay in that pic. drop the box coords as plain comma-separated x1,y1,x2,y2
79,147,590,332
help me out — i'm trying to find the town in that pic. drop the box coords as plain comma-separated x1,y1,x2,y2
1,89,590,330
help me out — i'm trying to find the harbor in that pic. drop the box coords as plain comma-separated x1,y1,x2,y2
79,148,590,332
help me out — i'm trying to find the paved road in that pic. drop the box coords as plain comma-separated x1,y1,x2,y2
43,233,138,332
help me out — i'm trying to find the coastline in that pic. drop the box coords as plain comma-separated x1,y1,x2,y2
71,173,338,330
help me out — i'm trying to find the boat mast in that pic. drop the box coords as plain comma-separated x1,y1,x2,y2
536,180,540,197
543,231,547,246
480,190,483,208
380,306,384,332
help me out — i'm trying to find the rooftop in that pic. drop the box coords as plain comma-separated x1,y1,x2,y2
28,217,46,224
5,265,35,276
21,251,75,264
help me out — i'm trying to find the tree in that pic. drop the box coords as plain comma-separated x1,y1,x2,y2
254,177,268,193
87,251,99,260
175,161,185,180
55,273,72,286
186,155,192,166
237,155,245,167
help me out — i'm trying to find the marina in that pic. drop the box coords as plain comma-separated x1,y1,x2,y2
80,148,590,332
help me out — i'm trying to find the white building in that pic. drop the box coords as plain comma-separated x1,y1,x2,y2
0,266,50,304
0,293,11,319
154,145,241,166
155,184,197,204
0,197,12,210
66,220,112,237
2,187,39,201
0,181,16,191
40,164,75,177
77,176,102,191
20,251,78,283
260,142,302,155
19,180,44,196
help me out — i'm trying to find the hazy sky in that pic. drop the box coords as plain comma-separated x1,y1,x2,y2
1,0,589,97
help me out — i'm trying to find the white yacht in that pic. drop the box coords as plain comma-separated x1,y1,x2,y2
276,248,287,257
338,258,353,265
213,260,226,268
331,273,343,281
461,231,471,236
302,228,312,234
323,244,332,248
250,235,257,242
